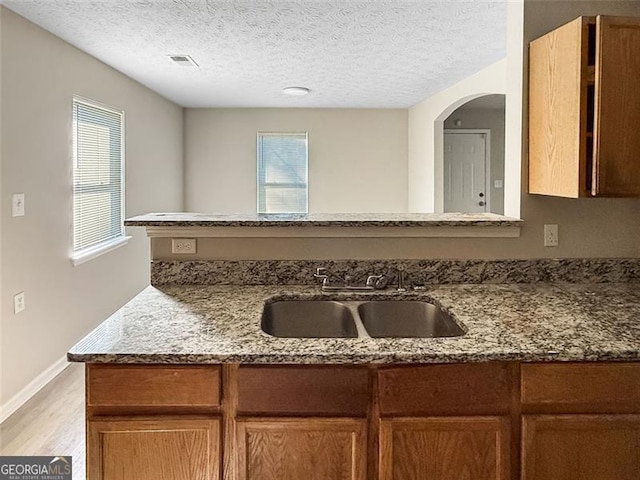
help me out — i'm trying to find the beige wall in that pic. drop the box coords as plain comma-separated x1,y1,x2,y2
444,100,506,215
184,108,408,213
0,8,183,407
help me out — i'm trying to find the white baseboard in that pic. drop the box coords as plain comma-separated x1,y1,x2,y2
0,355,70,424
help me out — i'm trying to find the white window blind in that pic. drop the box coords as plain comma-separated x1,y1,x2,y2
72,97,125,257
257,132,308,214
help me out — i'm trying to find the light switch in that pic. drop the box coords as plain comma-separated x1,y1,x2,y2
493,180,503,189
14,292,25,314
12,193,25,217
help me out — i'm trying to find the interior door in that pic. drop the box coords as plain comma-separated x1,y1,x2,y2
444,132,487,212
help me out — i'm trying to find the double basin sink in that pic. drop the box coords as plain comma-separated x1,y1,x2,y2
261,299,465,339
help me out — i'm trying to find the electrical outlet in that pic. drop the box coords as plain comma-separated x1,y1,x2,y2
14,292,25,314
544,224,559,247
12,193,25,217
171,238,196,254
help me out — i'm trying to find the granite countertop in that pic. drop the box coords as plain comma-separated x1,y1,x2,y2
124,212,522,228
67,282,640,364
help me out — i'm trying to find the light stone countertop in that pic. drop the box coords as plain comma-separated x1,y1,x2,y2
67,283,640,364
124,212,522,228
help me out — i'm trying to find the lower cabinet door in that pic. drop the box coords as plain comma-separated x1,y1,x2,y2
88,416,220,480
522,415,640,480
379,417,510,480
236,417,367,480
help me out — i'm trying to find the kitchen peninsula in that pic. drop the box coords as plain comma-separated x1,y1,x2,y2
68,213,640,480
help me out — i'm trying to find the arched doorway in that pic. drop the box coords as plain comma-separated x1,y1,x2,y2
437,94,506,214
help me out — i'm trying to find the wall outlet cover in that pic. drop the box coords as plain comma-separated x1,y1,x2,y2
171,238,197,254
544,224,559,247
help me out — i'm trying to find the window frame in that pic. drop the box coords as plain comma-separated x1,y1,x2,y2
256,131,309,214
71,96,129,266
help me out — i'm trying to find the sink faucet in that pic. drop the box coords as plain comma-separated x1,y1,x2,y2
314,267,388,292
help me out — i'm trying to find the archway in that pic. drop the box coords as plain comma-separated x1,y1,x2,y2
437,94,506,214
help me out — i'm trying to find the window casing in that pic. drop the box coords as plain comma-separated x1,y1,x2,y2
257,132,308,214
72,97,126,263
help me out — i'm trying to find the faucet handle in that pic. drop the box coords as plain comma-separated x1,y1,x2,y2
365,275,379,287
314,267,327,278
366,275,389,289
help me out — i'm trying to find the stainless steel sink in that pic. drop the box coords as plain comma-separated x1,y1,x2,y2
357,301,464,338
261,299,465,339
261,300,358,338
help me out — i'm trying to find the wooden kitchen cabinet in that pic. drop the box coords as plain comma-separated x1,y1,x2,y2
521,363,640,480
83,362,640,480
87,416,220,480
529,15,640,197
378,364,515,480
379,417,511,480
235,418,367,480
522,415,640,480
86,364,223,480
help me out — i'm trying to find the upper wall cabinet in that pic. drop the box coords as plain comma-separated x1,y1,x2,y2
529,15,640,198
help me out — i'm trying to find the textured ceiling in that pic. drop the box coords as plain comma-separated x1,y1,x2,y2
2,0,507,108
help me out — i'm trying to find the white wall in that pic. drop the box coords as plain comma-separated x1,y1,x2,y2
185,108,408,213
0,8,183,411
408,59,507,213
444,99,506,215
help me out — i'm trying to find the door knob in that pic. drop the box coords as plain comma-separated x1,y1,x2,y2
479,201,486,206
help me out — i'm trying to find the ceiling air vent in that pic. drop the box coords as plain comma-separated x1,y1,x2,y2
168,55,199,67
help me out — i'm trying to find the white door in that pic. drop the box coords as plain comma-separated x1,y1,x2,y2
444,132,487,213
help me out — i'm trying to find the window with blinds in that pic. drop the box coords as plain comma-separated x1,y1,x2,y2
72,97,125,258
257,132,308,214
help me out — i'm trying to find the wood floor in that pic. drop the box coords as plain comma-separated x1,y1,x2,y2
0,362,86,479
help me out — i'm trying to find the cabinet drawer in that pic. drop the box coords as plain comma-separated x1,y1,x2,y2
521,363,640,413
87,364,221,409
237,366,370,416
378,363,514,416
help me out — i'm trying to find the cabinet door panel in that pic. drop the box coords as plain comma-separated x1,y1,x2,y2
88,417,220,480
529,16,587,197
522,415,640,480
236,418,366,480
594,16,640,195
379,417,510,480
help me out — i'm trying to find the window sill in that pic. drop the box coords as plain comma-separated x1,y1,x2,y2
71,236,131,266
